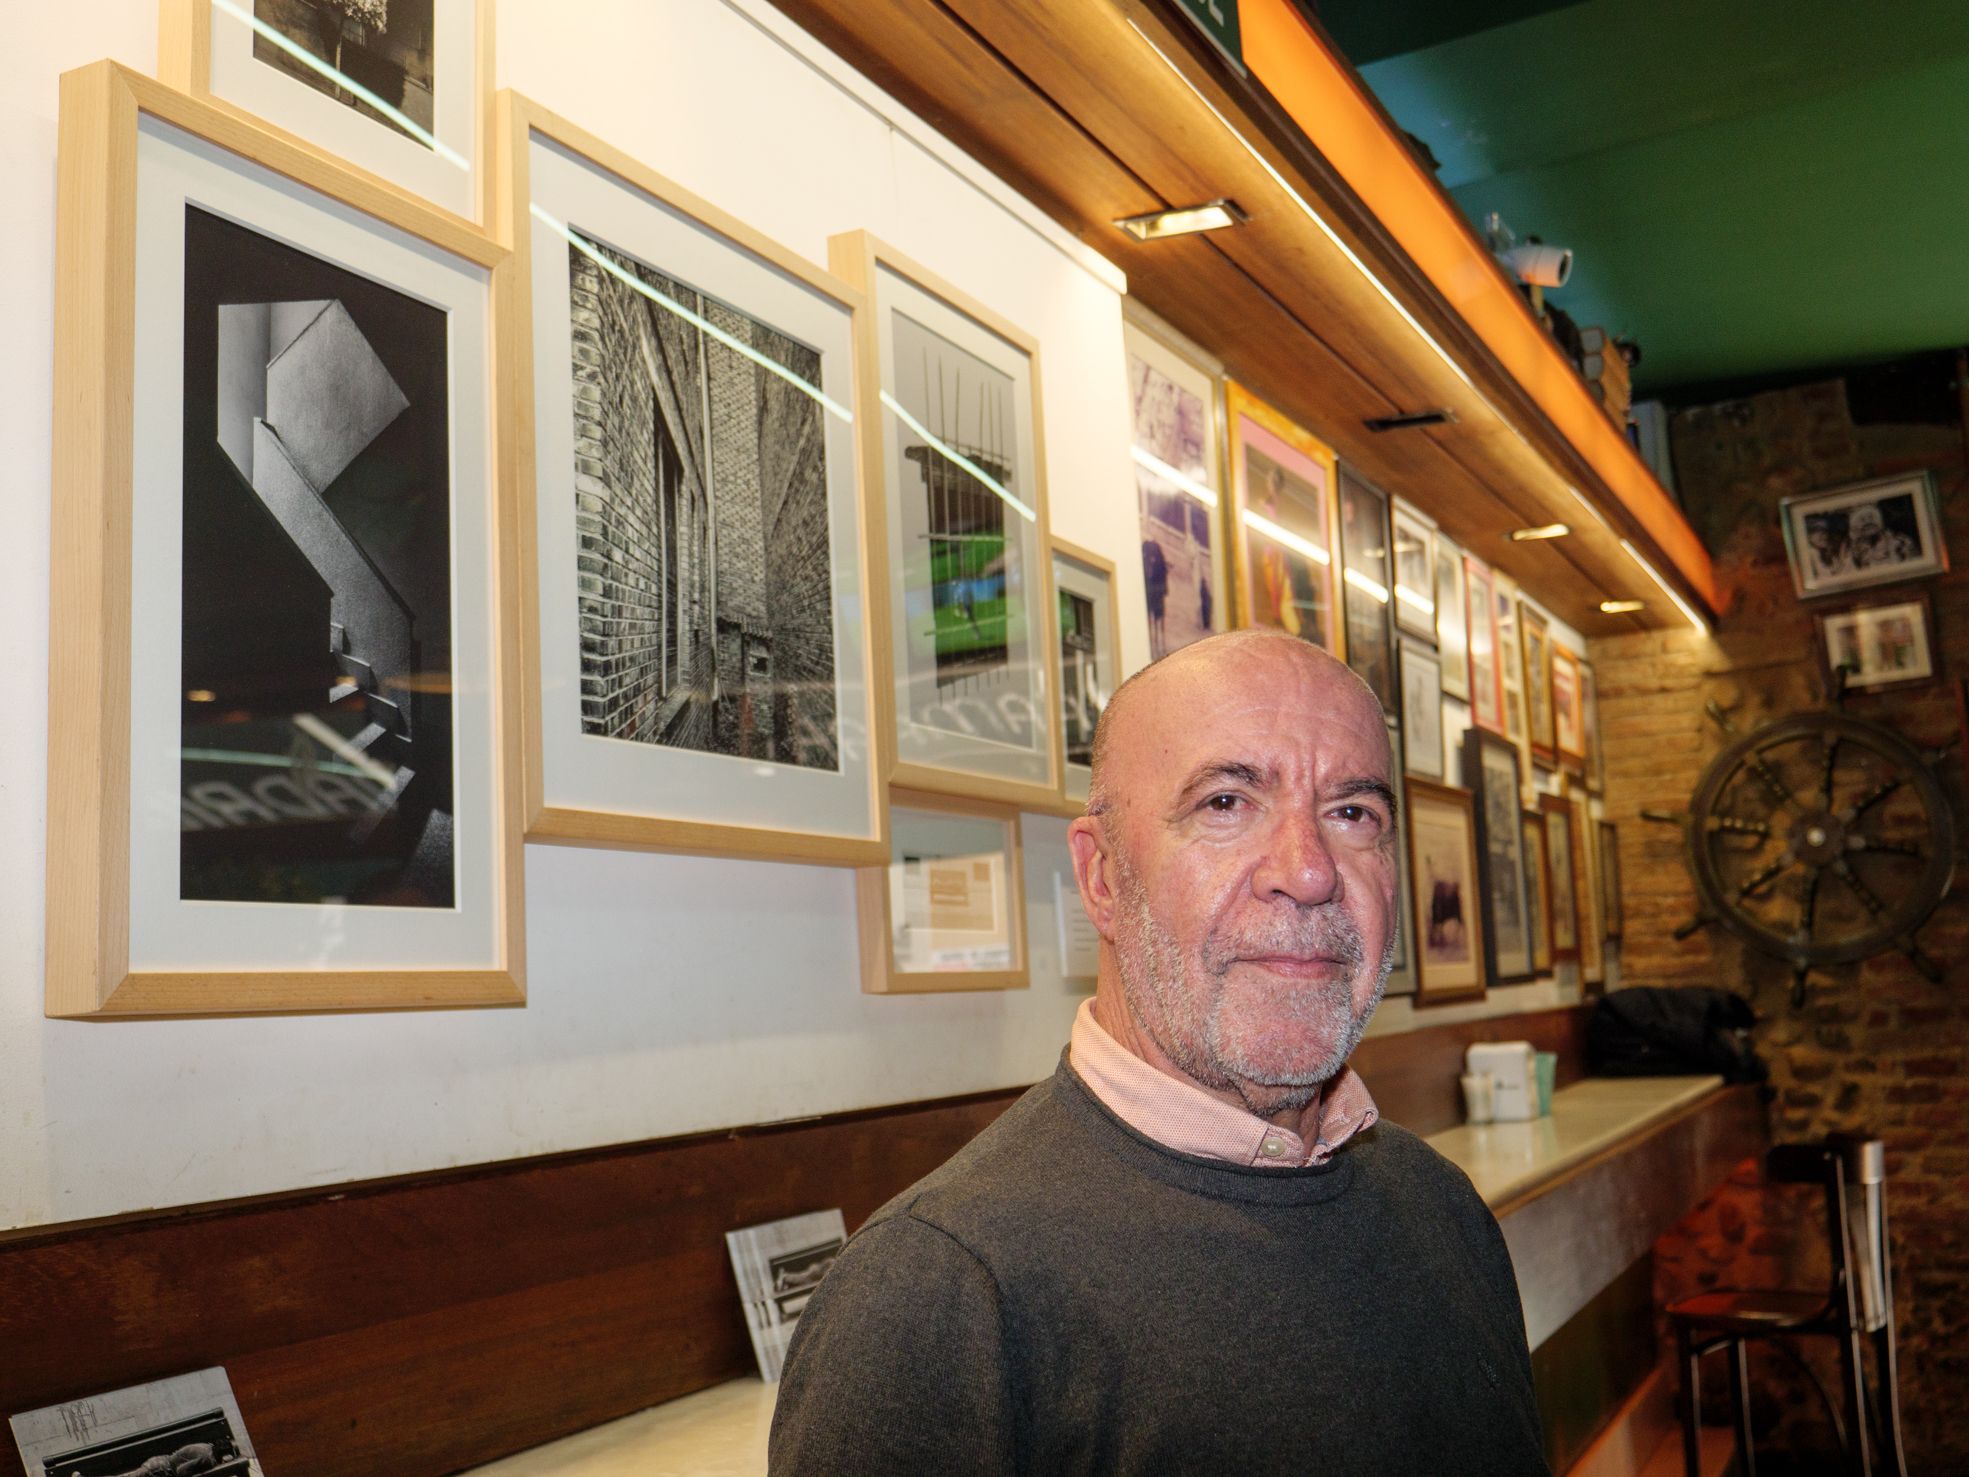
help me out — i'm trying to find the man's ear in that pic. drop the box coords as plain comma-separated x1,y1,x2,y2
1067,814,1120,942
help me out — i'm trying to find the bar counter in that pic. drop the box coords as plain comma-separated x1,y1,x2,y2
467,1073,1756,1475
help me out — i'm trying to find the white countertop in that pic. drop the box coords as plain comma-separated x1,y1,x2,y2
464,1074,1729,1475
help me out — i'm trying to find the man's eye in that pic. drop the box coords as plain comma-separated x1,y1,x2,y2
1204,793,1244,813
1331,804,1378,826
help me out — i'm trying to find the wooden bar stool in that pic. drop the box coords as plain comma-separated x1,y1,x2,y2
1667,1133,1907,1476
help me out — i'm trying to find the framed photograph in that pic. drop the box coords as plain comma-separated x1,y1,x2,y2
1397,637,1444,780
1434,532,1470,701
856,795,1027,993
1552,641,1586,767
11,1367,262,1476
498,96,885,865
1054,540,1122,805
1464,553,1506,735
1404,778,1487,1004
1522,601,1557,769
1781,471,1948,598
1494,572,1534,792
1568,785,1605,988
1522,808,1553,976
830,231,1061,809
1816,595,1939,693
1390,498,1438,641
1384,720,1417,998
47,62,520,1017
1337,467,1396,710
1224,381,1341,655
1599,820,1624,941
1126,315,1226,661
160,0,490,225
1540,793,1580,963
726,1208,847,1384
1462,729,1533,984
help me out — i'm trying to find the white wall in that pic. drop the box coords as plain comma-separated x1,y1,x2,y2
0,0,1603,1234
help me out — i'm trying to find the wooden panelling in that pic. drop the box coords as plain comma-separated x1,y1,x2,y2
1351,1002,1592,1137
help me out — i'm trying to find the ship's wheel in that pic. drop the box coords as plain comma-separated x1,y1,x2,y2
1644,697,1958,1005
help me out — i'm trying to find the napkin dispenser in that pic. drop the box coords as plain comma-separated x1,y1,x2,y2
1465,1041,1538,1122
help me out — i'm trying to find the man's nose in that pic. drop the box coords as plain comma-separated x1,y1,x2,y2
1251,808,1341,907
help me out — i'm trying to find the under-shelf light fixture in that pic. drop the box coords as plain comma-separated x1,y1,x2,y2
1115,199,1248,242
1508,523,1570,542
1598,599,1646,615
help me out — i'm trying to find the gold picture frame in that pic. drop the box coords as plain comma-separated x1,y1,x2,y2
47,62,522,1016
1223,381,1344,659
856,792,1029,994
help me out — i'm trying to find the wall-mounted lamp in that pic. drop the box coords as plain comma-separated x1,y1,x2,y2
1598,599,1646,615
1508,523,1570,542
1115,198,1248,241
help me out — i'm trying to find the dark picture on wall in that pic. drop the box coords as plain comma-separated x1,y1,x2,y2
1782,471,1948,598
181,205,454,908
1542,793,1579,962
1129,346,1218,660
1338,467,1395,710
569,233,838,772
1463,728,1532,983
253,0,437,144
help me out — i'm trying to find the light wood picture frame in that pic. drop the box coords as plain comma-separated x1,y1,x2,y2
1552,641,1587,768
856,792,1028,993
1522,601,1558,769
1522,807,1554,975
1464,551,1506,735
1397,636,1444,780
1389,498,1437,643
1540,792,1580,963
1052,538,1122,809
1434,530,1470,702
1223,381,1342,658
1567,783,1605,989
1580,658,1606,793
1493,571,1535,798
1337,466,1396,712
159,0,493,226
47,62,521,1017
1599,819,1624,941
1405,777,1487,1005
829,231,1062,811
495,93,887,865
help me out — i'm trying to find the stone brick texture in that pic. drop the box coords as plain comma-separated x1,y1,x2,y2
1594,365,1969,1471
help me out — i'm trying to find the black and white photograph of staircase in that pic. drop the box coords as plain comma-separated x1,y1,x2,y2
179,205,455,908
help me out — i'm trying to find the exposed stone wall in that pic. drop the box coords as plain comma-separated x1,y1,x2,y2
1595,370,1969,1470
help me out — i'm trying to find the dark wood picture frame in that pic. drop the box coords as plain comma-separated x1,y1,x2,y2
1599,820,1624,941
1461,728,1533,984
1523,807,1553,975
1539,792,1580,964
1404,776,1487,1006
1337,466,1396,711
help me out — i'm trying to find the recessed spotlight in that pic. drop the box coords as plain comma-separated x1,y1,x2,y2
1115,199,1247,242
1599,599,1646,615
1507,523,1570,542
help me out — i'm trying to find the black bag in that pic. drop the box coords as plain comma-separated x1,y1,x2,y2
1587,987,1767,1083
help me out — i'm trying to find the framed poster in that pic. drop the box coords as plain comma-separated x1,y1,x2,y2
1390,498,1437,642
1434,532,1470,701
1384,720,1417,998
830,231,1061,809
500,96,884,865
1224,382,1341,655
1552,641,1586,768
1816,595,1939,693
1405,778,1487,1004
1599,820,1624,941
47,63,519,1016
1580,659,1606,793
1540,793,1580,963
1398,637,1444,780
1464,553,1506,735
160,0,491,225
1494,572,1534,792
1125,315,1226,661
10,1368,262,1477
1522,808,1553,975
1780,471,1948,598
1053,539,1121,805
1462,729,1532,984
1522,601,1557,769
856,795,1027,993
1337,467,1395,711
1568,785,1605,988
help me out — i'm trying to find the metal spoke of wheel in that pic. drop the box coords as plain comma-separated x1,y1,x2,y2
1831,859,1886,918
1844,776,1902,822
1707,815,1772,839
1736,856,1794,902
1851,838,1925,860
1745,747,1798,810
1819,736,1841,808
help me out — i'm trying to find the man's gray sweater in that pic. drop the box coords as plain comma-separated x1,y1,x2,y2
771,1057,1548,1475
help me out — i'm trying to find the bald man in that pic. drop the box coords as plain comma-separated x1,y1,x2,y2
771,632,1546,1476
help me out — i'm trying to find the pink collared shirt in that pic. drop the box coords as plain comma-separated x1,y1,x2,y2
1068,997,1378,1168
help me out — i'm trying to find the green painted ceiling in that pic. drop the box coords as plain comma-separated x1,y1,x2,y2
1318,0,1969,397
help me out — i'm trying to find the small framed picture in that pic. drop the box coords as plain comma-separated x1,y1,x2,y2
1338,467,1396,711
1522,808,1554,976
1540,792,1580,963
857,795,1027,993
1053,540,1122,805
1435,532,1471,701
1581,660,1607,793
1126,314,1227,661
1494,571,1532,772
1404,778,1487,1005
1398,637,1445,780
1781,471,1948,599
1384,720,1418,998
10,1368,262,1476
831,232,1062,810
1464,553,1506,735
1599,820,1624,941
1552,642,1587,768
1816,595,1939,693
1224,382,1342,656
1568,784,1605,989
1390,499,1438,642
725,1209,847,1383
1522,602,1557,769
1462,729,1533,984
161,0,491,225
